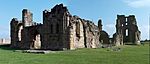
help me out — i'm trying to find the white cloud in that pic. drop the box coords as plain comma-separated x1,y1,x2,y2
103,24,116,38
105,24,115,28
139,25,149,40
123,0,150,8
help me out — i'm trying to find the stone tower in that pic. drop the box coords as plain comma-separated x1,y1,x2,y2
113,15,141,46
42,4,70,50
22,9,33,27
98,19,110,45
126,15,141,44
98,19,102,31
10,18,23,48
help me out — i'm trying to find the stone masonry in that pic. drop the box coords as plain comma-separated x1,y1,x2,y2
10,4,141,50
98,19,110,46
10,4,103,50
113,15,141,46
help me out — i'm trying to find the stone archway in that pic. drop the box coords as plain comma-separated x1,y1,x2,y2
30,28,41,49
18,25,23,41
33,34,41,49
100,31,110,44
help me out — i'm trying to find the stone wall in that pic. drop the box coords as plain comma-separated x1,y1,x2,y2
10,18,23,48
113,15,141,46
41,4,101,50
82,20,100,48
68,16,101,49
10,4,109,50
68,16,85,49
98,19,110,46
22,9,33,27
41,4,69,50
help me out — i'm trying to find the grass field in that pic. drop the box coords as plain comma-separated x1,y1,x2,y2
0,43,149,64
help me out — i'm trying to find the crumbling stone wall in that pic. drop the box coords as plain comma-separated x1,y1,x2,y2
41,4,70,50
98,19,110,45
21,25,42,49
100,31,110,44
10,9,42,49
10,4,107,50
22,9,33,27
81,20,100,48
10,18,23,48
113,15,141,46
68,16,85,49
41,4,101,50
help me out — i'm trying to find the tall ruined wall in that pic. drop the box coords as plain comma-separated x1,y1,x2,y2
82,20,100,48
98,19,110,45
127,15,141,44
42,4,70,50
113,15,141,46
113,15,124,46
10,18,23,48
22,9,33,27
21,25,42,49
98,19,102,31
10,9,42,49
42,4,101,50
68,16,85,49
10,4,102,50
68,16,100,49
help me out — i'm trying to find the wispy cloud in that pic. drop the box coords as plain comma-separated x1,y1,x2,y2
123,0,150,8
103,24,116,38
105,24,115,28
139,25,149,40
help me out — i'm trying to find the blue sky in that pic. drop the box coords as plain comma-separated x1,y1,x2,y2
0,0,149,40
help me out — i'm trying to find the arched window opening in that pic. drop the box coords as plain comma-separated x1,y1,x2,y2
18,25,23,41
34,34,41,49
126,29,128,36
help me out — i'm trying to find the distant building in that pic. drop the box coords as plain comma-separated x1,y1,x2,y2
0,38,10,45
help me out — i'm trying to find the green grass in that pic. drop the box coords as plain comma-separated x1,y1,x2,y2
0,42,149,64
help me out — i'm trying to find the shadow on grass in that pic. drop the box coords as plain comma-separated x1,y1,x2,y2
125,43,137,45
124,42,141,46
0,44,20,51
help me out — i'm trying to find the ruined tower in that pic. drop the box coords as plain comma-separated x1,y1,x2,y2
98,19,102,31
113,15,141,46
42,4,70,50
10,18,23,48
126,15,141,44
22,9,33,27
98,19,110,46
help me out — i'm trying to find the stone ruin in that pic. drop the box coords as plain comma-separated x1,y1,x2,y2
113,15,141,46
10,4,141,50
98,19,110,47
10,4,106,50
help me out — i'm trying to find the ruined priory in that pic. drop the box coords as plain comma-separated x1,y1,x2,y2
10,4,141,50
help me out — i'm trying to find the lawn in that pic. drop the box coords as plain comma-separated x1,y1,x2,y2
0,42,149,64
